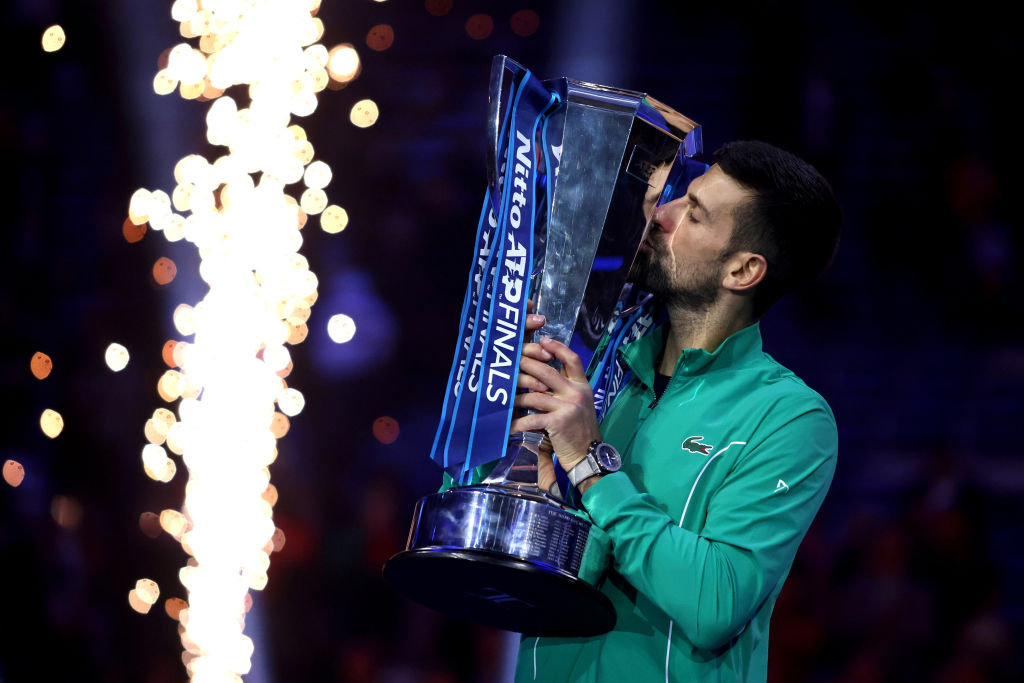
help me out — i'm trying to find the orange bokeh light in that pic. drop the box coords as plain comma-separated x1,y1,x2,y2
162,340,179,367
3,460,25,487
139,512,162,538
128,590,152,614
51,495,84,529
153,257,178,285
372,416,400,444
425,0,453,17
510,9,541,37
465,14,494,40
271,527,286,552
366,24,394,51
270,412,290,438
123,217,147,243
30,352,53,379
165,597,188,620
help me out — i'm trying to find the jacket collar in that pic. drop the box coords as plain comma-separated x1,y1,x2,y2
620,321,763,389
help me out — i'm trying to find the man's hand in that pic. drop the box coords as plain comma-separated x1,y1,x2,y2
510,327,602,475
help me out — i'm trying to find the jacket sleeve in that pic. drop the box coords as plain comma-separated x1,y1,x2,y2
438,460,498,492
581,403,836,650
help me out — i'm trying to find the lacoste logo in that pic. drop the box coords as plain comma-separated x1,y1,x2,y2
681,436,713,455
774,479,789,494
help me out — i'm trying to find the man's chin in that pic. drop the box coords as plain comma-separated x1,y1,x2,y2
627,254,667,293
627,251,653,285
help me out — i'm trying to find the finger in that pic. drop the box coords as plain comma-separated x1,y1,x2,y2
536,451,557,494
516,373,549,392
514,390,566,413
540,337,587,382
522,342,553,361
525,313,546,331
509,413,547,434
519,356,572,390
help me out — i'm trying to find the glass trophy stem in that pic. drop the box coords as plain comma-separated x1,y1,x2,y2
482,430,561,499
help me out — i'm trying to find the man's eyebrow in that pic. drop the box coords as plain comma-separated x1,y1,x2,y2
686,192,706,216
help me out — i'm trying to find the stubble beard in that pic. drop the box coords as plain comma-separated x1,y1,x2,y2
629,247,722,311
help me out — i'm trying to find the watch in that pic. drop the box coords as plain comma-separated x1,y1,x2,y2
566,441,622,488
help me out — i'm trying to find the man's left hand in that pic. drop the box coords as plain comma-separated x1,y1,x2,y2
509,337,602,472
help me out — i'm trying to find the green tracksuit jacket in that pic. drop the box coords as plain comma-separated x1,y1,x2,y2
515,321,837,682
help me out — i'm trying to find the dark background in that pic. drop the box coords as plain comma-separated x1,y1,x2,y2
2,1,1022,681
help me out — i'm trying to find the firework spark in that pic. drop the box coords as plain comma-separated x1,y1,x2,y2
128,1,359,679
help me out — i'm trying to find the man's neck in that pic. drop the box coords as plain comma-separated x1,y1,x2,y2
657,303,754,376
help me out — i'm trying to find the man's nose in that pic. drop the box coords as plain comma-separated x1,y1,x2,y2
651,202,673,233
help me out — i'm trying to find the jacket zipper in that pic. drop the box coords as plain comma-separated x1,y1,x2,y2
649,374,670,409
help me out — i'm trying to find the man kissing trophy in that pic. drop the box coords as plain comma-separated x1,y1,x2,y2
384,55,704,637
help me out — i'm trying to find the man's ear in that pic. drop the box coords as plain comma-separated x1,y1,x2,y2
722,252,767,292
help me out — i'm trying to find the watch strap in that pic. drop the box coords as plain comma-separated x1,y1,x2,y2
566,452,601,487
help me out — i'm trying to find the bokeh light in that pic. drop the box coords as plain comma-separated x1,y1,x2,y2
160,509,188,539
162,340,179,367
144,418,166,445
373,416,400,444
261,484,279,507
300,188,328,215
321,205,348,233
276,388,305,416
327,313,356,343
350,99,379,128
123,217,147,243
136,578,161,605
510,9,541,37
40,409,64,439
153,69,178,95
153,408,176,431
303,160,332,190
465,14,494,40
142,444,176,483
128,590,153,614
271,527,286,552
366,24,394,51
105,343,130,372
152,257,178,285
326,44,360,83
286,322,309,344
51,496,84,530
41,25,66,53
165,597,188,620
139,512,162,538
30,352,53,379
425,0,453,17
122,4,349,676
270,412,291,439
3,460,25,487
172,304,196,336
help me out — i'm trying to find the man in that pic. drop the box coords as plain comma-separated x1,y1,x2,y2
508,140,841,681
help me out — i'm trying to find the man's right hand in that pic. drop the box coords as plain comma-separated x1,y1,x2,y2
516,312,560,493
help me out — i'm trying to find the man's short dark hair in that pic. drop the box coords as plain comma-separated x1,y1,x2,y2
714,140,841,318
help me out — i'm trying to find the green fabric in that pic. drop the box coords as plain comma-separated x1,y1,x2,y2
515,322,837,682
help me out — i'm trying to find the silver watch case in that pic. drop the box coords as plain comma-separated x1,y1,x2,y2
567,441,622,487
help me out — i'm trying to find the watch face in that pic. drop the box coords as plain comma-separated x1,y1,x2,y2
594,443,621,471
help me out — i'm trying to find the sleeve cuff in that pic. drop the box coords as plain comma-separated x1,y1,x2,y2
580,471,639,527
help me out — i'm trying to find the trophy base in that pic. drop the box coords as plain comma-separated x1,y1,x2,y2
384,548,615,636
383,485,615,636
